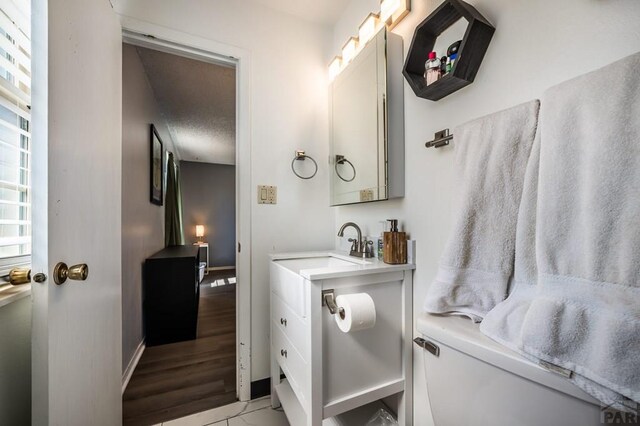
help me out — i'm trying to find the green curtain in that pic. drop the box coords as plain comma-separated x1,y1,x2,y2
165,152,185,246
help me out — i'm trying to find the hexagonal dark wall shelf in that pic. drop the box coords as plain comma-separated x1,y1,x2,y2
403,0,495,101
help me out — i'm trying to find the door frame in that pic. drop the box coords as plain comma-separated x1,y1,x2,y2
121,18,252,402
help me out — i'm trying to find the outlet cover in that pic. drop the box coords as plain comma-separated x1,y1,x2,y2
360,189,374,202
258,185,277,204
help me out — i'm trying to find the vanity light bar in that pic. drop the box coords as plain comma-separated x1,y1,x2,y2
341,36,359,64
328,1,410,80
380,0,400,22
328,56,342,82
358,13,380,46
383,0,410,30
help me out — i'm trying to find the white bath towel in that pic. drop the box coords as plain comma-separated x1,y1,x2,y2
481,51,640,411
423,100,540,321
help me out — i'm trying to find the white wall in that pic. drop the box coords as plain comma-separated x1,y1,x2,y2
0,296,31,425
330,0,640,424
121,43,177,373
114,0,336,381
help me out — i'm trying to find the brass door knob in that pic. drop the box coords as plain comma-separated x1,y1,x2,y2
1,268,47,285
54,262,89,285
8,268,31,285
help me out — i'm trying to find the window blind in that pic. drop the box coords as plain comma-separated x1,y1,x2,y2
0,1,31,274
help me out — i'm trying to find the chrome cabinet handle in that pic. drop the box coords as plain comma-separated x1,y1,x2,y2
280,318,287,326
280,349,287,358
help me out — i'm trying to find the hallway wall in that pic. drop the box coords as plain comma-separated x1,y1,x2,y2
121,43,177,373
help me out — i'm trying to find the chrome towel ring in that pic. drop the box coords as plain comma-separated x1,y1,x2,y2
335,155,356,182
291,150,318,180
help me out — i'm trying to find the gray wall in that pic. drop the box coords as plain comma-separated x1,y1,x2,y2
180,161,236,267
121,43,176,373
0,295,31,425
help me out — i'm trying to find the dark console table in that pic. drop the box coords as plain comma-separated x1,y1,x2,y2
144,245,200,346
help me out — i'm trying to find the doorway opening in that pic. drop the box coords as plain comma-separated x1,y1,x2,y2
120,34,247,425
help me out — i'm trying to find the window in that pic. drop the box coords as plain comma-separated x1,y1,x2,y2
0,1,31,277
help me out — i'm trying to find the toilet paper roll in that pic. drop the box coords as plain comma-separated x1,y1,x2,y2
335,293,376,333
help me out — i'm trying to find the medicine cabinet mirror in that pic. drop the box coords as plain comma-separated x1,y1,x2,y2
329,29,405,206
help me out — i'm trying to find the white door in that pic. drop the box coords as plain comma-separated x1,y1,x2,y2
31,0,123,424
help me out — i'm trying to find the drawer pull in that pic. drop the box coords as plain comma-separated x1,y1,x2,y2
280,349,288,358
280,318,287,326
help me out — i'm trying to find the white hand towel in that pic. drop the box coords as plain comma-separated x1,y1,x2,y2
481,51,640,411
423,100,540,322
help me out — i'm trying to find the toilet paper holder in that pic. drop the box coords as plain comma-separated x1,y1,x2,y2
322,289,345,320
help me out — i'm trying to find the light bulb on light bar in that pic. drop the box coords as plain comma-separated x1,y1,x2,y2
380,0,410,28
380,0,401,22
341,37,359,64
358,13,380,46
328,56,342,81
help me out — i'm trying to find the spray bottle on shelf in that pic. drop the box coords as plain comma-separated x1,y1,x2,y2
424,51,441,85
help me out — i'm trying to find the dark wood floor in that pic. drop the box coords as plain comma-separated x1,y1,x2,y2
123,270,237,425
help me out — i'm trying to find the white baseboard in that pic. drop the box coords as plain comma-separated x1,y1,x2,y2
122,339,145,394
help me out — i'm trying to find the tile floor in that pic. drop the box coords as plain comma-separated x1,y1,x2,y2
157,397,290,426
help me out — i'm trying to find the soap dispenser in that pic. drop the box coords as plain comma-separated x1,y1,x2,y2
383,219,407,264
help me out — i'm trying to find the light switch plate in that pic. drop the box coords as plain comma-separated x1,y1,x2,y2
257,185,277,204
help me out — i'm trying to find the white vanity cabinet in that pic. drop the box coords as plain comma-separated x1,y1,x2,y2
269,251,414,426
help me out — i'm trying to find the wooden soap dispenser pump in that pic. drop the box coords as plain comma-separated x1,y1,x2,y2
383,219,407,264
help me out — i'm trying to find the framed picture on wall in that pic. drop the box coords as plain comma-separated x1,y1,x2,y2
150,124,164,206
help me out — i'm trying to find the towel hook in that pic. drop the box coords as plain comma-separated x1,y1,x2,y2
426,129,453,148
291,150,318,179
335,155,356,182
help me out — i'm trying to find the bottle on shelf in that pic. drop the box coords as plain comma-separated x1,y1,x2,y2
447,40,461,57
440,56,448,76
449,53,458,69
424,51,441,85
447,40,462,71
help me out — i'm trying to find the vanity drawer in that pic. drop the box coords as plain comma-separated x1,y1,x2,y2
271,292,308,360
272,323,308,407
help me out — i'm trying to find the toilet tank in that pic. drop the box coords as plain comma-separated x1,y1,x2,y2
417,315,602,426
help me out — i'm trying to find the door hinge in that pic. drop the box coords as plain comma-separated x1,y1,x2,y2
238,242,241,253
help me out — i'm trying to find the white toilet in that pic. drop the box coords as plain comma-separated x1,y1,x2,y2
416,314,603,426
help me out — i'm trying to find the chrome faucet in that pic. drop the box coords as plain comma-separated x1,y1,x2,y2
337,222,374,258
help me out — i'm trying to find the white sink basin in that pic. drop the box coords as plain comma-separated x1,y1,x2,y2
270,249,415,318
273,255,364,275
270,249,414,282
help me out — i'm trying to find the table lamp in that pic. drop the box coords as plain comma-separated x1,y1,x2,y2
195,225,204,243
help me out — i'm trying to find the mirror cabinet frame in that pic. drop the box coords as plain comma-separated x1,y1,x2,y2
329,29,405,206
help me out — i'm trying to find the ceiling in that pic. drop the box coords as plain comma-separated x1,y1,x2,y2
251,0,351,25
113,0,351,26
136,46,236,165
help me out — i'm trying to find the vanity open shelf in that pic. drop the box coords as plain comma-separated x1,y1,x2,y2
269,250,415,425
403,0,495,101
